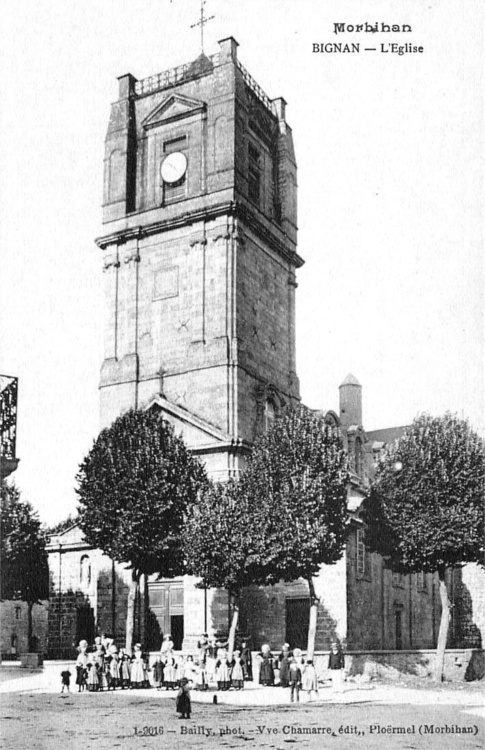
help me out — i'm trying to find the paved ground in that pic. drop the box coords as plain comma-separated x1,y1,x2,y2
1,666,483,750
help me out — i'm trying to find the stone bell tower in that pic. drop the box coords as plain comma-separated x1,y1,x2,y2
96,37,303,480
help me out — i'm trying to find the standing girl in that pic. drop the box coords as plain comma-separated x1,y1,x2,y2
194,659,208,691
230,650,244,690
119,648,131,689
277,643,292,687
130,644,147,688
76,640,89,692
176,678,192,720
107,645,120,690
301,660,319,701
86,651,100,692
206,636,218,686
163,654,178,690
215,649,231,691
258,644,275,686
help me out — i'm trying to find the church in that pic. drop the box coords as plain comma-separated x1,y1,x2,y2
46,37,484,664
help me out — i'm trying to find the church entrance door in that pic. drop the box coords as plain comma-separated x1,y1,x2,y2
148,581,184,649
286,598,310,650
76,604,95,645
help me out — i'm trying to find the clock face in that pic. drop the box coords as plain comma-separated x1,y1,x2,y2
161,152,187,184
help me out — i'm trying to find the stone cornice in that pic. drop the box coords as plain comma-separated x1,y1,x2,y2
95,201,304,269
189,438,253,456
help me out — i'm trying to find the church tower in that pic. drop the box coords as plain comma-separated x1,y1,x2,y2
97,37,303,481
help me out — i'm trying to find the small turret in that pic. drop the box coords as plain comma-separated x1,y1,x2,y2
339,373,362,427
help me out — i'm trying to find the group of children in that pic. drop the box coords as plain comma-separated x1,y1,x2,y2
257,643,320,702
69,637,148,693
62,632,346,711
257,641,346,701
155,634,250,693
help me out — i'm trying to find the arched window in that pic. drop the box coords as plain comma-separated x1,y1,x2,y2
264,399,276,431
80,555,91,586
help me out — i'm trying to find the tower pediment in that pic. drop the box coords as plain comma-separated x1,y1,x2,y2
142,94,206,130
144,394,231,450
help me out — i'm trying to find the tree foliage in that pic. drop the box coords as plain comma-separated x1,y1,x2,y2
184,479,269,656
1,483,49,650
184,480,266,594
76,408,207,650
1,483,49,603
241,405,349,659
242,405,349,583
364,413,485,573
77,408,207,579
364,412,485,680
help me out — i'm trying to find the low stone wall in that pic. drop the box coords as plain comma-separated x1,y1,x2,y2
313,649,485,682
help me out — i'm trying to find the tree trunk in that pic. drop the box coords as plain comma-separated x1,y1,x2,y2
126,569,139,653
227,591,239,662
27,601,33,652
433,566,450,682
306,577,319,661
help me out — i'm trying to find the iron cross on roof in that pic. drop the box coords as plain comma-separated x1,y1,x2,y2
191,0,215,54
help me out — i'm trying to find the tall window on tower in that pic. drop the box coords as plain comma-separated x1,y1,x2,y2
264,399,276,431
356,527,366,575
162,136,187,204
355,437,363,477
248,142,262,206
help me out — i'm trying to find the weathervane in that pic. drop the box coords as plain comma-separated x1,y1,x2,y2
191,0,215,54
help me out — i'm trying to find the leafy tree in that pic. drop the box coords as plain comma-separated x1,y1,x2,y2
365,413,485,681
184,480,270,659
241,406,349,659
76,408,207,651
0,483,49,651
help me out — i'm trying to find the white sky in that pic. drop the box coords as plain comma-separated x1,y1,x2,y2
1,0,483,525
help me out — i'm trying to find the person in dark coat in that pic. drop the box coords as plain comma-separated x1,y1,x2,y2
258,644,275,686
240,641,253,681
328,641,345,693
277,643,292,687
119,648,131,689
176,677,192,719
152,655,164,689
60,669,71,693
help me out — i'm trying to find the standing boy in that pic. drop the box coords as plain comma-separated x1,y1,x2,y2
60,669,71,694
288,659,302,703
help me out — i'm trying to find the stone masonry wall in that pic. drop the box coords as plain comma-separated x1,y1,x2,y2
0,601,48,658
47,533,138,656
346,526,441,650
240,557,347,652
